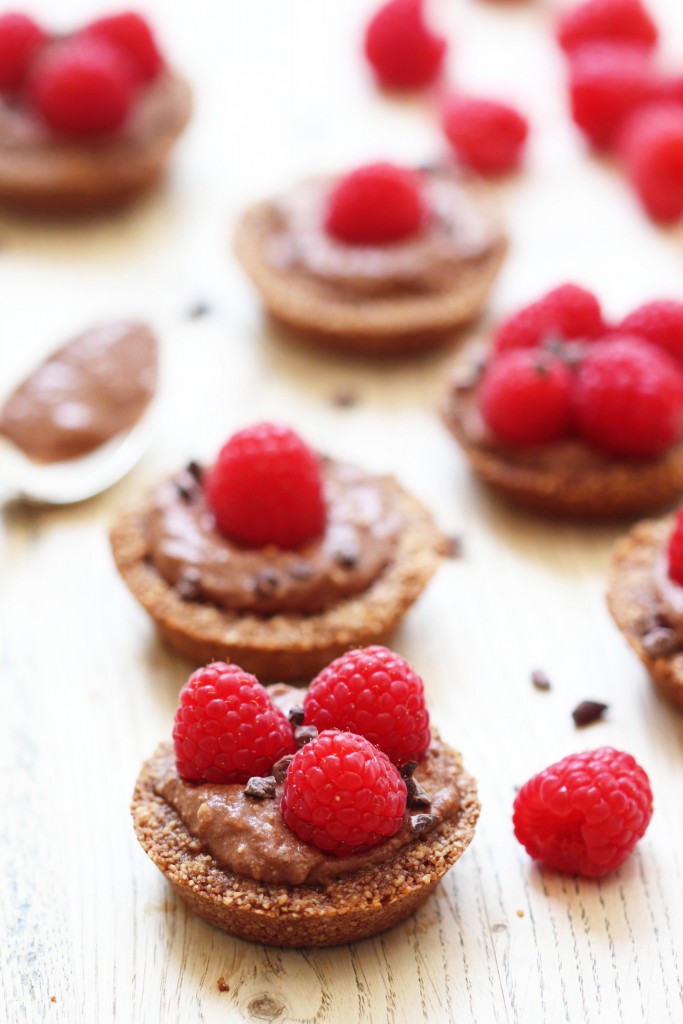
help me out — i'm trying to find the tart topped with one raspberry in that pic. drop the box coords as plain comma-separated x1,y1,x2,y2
0,10,191,212
234,161,507,355
132,648,480,946
441,285,683,518
110,423,446,680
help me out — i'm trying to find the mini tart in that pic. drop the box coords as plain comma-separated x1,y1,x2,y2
233,169,507,356
110,463,444,681
441,339,683,519
0,70,191,213
131,742,480,947
607,516,683,711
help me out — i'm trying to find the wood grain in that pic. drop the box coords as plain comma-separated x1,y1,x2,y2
2,1,683,1021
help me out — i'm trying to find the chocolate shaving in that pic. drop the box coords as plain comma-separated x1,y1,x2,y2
331,386,360,408
287,704,305,727
289,561,314,582
244,775,276,799
406,777,431,810
410,813,439,835
186,460,203,482
334,545,359,569
216,978,230,993
272,755,294,782
294,725,318,748
186,299,213,320
175,472,197,502
572,700,608,727
399,762,419,780
175,568,201,601
254,569,281,597
531,669,551,691
642,627,678,658
443,535,463,559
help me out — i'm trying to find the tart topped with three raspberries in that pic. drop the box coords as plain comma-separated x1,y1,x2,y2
441,286,683,518
131,647,480,946
110,423,445,680
0,10,191,212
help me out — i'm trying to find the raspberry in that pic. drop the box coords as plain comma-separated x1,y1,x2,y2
324,163,426,245
441,95,529,176
364,0,446,91
619,104,683,223
303,646,431,766
0,12,46,92
513,747,653,877
494,283,606,354
28,38,136,136
81,11,163,83
173,662,295,784
568,43,662,149
575,336,683,457
618,300,683,365
481,350,574,446
667,508,683,586
204,423,326,549
281,731,407,856
557,0,658,55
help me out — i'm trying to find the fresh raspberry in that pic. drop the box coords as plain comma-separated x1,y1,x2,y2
81,11,163,83
28,38,136,136
325,163,426,245
557,0,658,56
441,94,529,176
204,423,326,549
494,283,606,354
481,350,574,446
0,12,46,92
568,43,662,149
618,300,683,365
575,336,683,457
304,646,431,767
513,747,653,877
667,508,683,586
619,104,683,223
364,0,447,91
173,662,295,784
281,731,407,856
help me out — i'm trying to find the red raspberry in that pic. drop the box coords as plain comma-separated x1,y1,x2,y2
494,283,606,354
303,646,431,767
281,731,407,856
667,508,683,586
28,38,136,136
575,336,683,457
173,662,295,784
364,0,446,91
619,104,683,223
557,0,658,56
204,423,326,549
325,162,426,245
568,43,662,149
0,12,46,92
513,747,653,877
481,350,574,445
441,95,529,176
618,300,683,365
81,11,163,84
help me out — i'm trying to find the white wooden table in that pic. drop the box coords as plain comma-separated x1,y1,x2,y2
2,1,683,1021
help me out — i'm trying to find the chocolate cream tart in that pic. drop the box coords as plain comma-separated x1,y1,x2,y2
132,683,480,947
234,167,507,355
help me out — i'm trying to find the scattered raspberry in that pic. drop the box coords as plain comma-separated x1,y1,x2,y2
619,104,683,223
481,350,574,445
494,283,606,354
0,12,47,92
281,730,407,855
364,0,447,90
513,747,653,877
575,336,683,457
204,423,326,549
667,508,683,586
28,38,136,135
324,162,426,245
81,11,163,83
441,94,529,175
304,646,431,766
618,300,683,365
173,662,295,784
568,43,662,149
558,0,658,55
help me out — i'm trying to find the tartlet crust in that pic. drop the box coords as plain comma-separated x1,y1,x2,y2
132,741,480,947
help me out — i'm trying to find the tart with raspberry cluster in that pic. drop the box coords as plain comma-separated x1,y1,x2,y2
131,648,480,946
234,161,507,354
441,287,683,518
110,423,445,680
0,10,191,212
